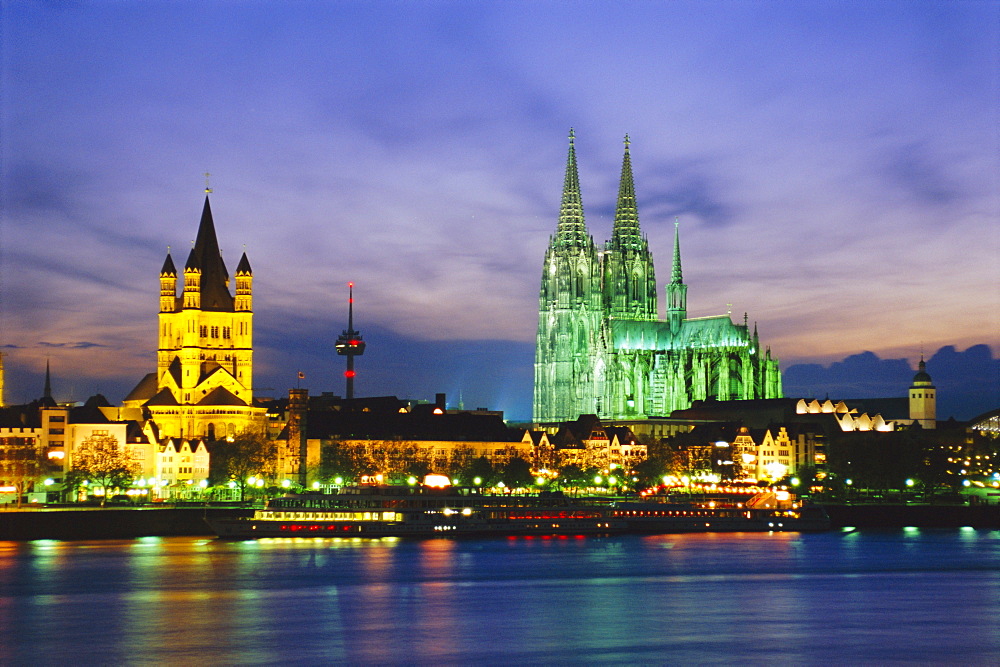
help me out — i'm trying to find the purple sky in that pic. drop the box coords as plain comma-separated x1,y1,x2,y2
2,1,998,420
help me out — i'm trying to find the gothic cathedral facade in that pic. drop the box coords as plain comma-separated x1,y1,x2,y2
123,196,266,439
533,132,782,423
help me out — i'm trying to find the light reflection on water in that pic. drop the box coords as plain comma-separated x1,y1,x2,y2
1,530,999,664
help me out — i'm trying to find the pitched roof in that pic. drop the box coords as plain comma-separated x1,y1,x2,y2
124,373,159,403
160,252,177,276
186,197,234,311
69,395,113,424
304,410,519,443
197,386,248,407
235,251,252,275
146,388,179,406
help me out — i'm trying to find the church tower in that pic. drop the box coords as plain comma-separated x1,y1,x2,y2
602,136,657,321
666,218,688,334
908,357,936,429
127,192,264,440
534,130,603,422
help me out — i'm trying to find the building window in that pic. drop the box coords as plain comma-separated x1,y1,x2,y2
223,326,231,339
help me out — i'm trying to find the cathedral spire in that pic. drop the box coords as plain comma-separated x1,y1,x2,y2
670,217,683,285
554,129,590,248
610,134,642,250
667,217,688,333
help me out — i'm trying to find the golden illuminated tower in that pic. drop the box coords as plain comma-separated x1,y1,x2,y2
125,193,264,440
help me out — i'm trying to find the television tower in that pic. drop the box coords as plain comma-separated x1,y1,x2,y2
334,282,366,399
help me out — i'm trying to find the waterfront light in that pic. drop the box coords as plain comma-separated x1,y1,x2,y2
473,477,482,486
334,476,343,485
424,474,451,488
905,479,915,487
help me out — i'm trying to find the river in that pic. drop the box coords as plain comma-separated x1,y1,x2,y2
2,529,999,664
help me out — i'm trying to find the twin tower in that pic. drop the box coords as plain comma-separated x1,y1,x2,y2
533,131,782,423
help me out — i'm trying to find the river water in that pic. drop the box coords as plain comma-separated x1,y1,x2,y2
2,529,999,665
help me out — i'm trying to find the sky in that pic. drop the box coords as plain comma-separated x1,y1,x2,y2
1,0,998,421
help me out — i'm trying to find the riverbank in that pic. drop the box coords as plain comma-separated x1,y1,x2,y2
2,502,998,541
0,506,253,541
824,503,1000,529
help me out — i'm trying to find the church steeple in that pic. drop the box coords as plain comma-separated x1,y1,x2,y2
610,135,642,250
554,129,590,249
183,196,233,311
667,217,688,333
535,130,602,422
603,135,657,321
160,250,178,313
909,356,936,429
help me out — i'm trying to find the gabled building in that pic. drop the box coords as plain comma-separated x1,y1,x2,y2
546,414,647,470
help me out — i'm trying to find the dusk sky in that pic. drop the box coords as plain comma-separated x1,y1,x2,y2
2,1,998,420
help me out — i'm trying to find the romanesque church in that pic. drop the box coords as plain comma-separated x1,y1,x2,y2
533,131,782,423
122,195,265,439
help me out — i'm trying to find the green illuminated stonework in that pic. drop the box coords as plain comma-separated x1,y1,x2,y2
533,133,782,422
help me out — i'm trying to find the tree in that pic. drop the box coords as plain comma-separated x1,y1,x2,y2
557,463,592,490
462,456,496,487
0,437,56,508
72,433,139,505
631,457,666,491
500,456,533,489
211,429,276,502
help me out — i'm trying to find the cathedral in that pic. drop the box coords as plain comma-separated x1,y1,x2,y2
533,132,782,423
123,195,266,439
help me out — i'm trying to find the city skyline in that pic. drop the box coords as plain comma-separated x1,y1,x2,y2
2,1,998,420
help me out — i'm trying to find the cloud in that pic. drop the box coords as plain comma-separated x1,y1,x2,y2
37,341,107,349
783,345,1000,421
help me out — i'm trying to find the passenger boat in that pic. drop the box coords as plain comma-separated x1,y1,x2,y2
608,489,831,533
206,485,830,538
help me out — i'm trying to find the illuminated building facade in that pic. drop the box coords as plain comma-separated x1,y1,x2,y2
534,132,782,423
124,195,265,439
908,358,936,429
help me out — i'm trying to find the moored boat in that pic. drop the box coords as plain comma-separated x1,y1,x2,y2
206,485,830,538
